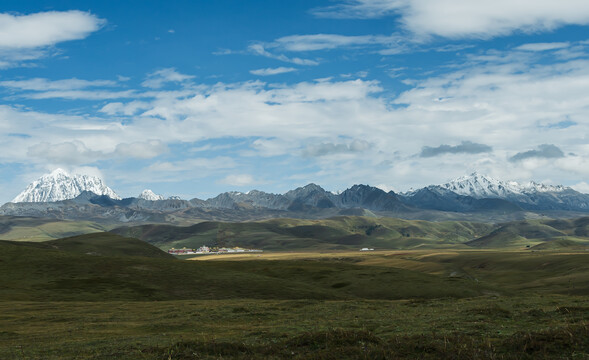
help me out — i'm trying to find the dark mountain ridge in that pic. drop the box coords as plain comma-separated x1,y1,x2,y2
3,172,589,224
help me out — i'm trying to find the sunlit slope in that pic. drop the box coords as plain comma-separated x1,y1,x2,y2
196,250,589,296
111,216,494,250
0,216,107,241
405,250,589,295
467,217,589,248
42,232,175,258
0,241,491,302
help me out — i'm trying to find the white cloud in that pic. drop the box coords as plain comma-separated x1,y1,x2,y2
0,11,104,67
142,68,195,89
274,34,394,51
312,0,407,19
100,101,151,116
250,67,297,76
516,42,570,52
147,157,237,173
249,138,298,157
313,0,589,39
114,140,168,159
0,11,104,48
23,139,167,165
303,140,372,157
572,182,589,194
6,50,589,192
219,174,257,187
248,44,319,65
21,89,137,100
0,77,117,91
27,140,103,165
251,33,407,58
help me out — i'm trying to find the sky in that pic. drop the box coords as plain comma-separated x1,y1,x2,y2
2,0,589,202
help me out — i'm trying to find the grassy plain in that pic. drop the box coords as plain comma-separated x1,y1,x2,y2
2,295,589,359
3,223,589,358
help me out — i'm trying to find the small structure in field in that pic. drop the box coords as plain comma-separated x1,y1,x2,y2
167,246,262,255
167,247,197,255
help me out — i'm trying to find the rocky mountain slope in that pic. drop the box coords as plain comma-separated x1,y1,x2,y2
12,169,120,203
137,190,164,201
403,172,589,212
4,169,589,224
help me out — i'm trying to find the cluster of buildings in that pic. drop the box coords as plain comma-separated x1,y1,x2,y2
167,246,262,255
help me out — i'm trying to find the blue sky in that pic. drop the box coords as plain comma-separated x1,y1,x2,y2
2,0,589,202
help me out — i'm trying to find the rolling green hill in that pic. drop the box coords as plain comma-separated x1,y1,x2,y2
466,217,589,248
43,232,175,258
0,232,172,259
0,216,108,241
0,239,493,302
111,216,494,251
529,238,589,250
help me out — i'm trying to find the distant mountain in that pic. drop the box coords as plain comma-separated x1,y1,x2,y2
285,184,337,210
4,169,589,224
12,169,120,203
336,184,410,212
402,185,523,213
403,172,589,213
137,190,164,201
438,172,566,199
204,190,291,210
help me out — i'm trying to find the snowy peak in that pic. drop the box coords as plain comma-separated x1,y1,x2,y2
45,168,69,178
519,181,567,193
12,169,121,203
138,189,165,201
439,172,567,199
439,172,520,198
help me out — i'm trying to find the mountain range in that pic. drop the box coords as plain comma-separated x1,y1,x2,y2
2,169,589,223
12,169,120,203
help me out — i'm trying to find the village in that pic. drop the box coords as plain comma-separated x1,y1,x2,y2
167,245,263,256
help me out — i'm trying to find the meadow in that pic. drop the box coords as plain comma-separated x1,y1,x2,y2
2,231,589,359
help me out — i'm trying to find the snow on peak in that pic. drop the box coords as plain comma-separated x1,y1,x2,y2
46,168,69,178
439,172,566,199
138,189,165,201
12,169,121,203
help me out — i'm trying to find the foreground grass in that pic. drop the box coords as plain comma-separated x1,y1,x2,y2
4,242,589,359
2,296,589,359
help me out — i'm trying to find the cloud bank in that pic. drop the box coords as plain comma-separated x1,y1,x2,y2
420,141,492,157
510,144,565,162
0,11,104,67
313,0,589,39
250,67,297,76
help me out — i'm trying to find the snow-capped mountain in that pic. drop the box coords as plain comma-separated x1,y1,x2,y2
137,189,165,201
12,169,121,203
5,169,589,222
403,172,589,212
438,172,566,199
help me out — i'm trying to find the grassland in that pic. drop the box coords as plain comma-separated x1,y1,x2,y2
3,295,589,359
0,216,108,242
111,216,496,251
111,215,589,252
4,219,589,358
